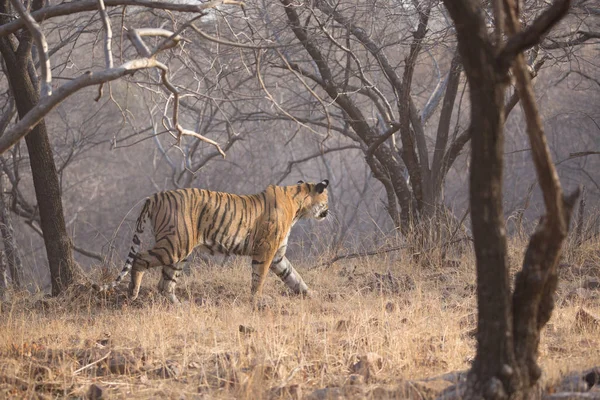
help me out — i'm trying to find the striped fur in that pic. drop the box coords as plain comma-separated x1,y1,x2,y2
93,180,329,303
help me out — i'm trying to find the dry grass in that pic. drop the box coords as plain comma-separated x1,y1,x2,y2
0,236,599,399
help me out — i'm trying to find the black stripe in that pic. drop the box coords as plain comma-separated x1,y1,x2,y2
273,257,283,265
252,260,264,265
132,234,141,246
211,194,230,241
154,193,172,234
280,266,292,280
218,196,238,248
227,199,245,252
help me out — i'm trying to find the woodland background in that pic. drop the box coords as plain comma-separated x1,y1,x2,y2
0,0,597,291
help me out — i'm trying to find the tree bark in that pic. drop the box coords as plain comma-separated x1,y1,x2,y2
0,2,77,296
0,169,23,287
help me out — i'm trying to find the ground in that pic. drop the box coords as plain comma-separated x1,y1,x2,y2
0,237,599,399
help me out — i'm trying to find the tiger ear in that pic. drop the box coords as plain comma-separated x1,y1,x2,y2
297,180,304,185
315,179,329,194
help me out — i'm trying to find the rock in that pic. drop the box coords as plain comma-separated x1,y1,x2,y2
269,384,302,400
411,379,455,397
575,308,600,331
385,301,396,313
583,278,600,290
347,374,364,385
367,272,415,294
350,353,383,382
86,383,104,400
566,288,599,301
151,360,181,379
543,393,600,399
584,368,600,388
239,325,256,335
305,387,344,400
306,386,364,400
188,361,201,369
335,320,351,331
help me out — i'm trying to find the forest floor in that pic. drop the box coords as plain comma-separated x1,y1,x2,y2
0,237,599,399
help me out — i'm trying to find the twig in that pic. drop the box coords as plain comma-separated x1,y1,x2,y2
73,351,111,375
315,245,408,268
189,23,282,49
10,0,52,97
0,0,244,39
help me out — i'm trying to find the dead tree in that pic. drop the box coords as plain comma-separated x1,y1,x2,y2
443,0,579,398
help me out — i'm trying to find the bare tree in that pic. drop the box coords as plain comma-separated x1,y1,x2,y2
217,0,597,238
0,0,241,294
443,0,580,398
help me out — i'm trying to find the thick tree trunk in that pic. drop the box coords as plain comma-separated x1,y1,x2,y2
0,4,77,296
443,0,574,398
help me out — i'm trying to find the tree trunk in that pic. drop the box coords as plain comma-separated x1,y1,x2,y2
442,0,575,398
0,3,77,296
0,170,23,287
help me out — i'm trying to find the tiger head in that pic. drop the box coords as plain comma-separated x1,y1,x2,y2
296,179,329,221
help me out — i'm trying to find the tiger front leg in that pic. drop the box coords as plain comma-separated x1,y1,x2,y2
271,256,310,297
250,250,278,307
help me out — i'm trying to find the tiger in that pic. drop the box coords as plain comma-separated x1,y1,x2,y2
93,180,329,304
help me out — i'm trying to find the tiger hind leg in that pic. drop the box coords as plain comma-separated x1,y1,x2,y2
271,256,310,296
127,250,172,301
157,264,183,304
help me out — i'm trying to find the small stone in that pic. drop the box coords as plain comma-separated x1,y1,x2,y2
188,361,201,369
350,353,384,383
239,325,255,335
584,278,600,290
575,308,600,331
305,387,344,400
270,384,302,399
347,374,364,385
385,301,396,313
566,288,593,301
151,360,181,379
87,383,104,400
336,320,350,331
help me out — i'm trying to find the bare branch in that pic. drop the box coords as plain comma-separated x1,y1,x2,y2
189,23,282,49
96,0,113,68
0,0,240,38
542,30,600,49
365,122,402,160
498,0,572,69
0,58,162,154
276,145,361,185
9,0,51,97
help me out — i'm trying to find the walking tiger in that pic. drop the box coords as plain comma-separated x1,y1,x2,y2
93,180,329,304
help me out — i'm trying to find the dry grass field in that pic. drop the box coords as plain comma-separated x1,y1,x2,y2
0,235,599,399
